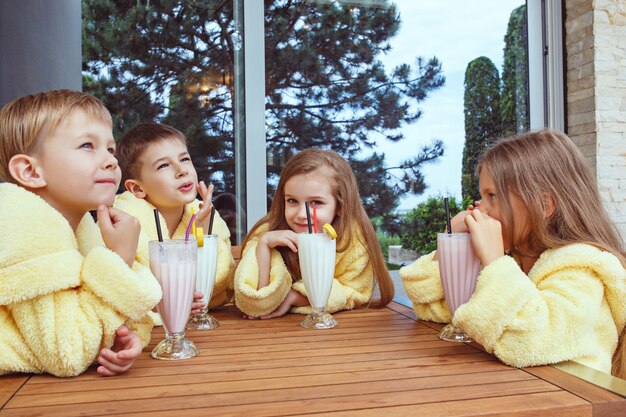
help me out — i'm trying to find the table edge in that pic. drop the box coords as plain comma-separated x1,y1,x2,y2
386,301,626,399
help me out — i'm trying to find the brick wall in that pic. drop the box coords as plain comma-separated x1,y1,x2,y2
565,0,626,239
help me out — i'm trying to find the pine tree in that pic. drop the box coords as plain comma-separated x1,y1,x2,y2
501,4,529,135
462,57,501,200
82,0,446,218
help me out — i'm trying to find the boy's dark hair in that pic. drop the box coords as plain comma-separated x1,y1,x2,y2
117,122,187,184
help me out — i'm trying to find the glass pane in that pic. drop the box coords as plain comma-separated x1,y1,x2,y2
82,0,245,243
263,0,529,304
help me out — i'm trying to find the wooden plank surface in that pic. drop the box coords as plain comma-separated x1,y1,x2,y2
0,376,28,410
1,303,625,417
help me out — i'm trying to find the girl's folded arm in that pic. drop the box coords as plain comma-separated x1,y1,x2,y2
454,256,608,368
399,252,451,323
234,239,292,317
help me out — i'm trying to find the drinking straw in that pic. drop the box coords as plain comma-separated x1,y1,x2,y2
304,202,313,234
208,206,216,235
444,197,452,235
312,204,318,234
153,209,163,242
185,213,198,242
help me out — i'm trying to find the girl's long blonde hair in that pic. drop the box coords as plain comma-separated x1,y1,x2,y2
242,149,394,307
478,129,625,379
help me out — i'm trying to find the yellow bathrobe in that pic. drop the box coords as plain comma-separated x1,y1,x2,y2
400,244,626,373
0,184,162,377
114,191,235,309
235,223,374,317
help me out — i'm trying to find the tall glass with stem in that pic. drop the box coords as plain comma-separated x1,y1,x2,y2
298,232,338,329
437,233,481,342
149,239,199,360
187,232,220,330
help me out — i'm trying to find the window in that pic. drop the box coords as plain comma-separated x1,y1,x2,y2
261,0,532,303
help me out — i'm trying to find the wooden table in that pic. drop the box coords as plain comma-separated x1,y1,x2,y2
1,302,625,416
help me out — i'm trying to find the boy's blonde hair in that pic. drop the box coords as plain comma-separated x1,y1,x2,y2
242,149,395,307
478,129,626,379
116,123,187,185
0,89,112,182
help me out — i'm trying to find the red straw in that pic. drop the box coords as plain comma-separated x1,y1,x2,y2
312,204,318,233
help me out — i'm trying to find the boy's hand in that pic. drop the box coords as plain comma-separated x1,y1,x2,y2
261,230,299,252
96,325,142,377
190,291,205,315
195,181,215,230
97,205,140,267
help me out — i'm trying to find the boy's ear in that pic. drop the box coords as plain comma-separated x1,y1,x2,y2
125,179,147,199
8,154,47,189
541,192,556,219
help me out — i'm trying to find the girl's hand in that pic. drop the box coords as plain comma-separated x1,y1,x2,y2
464,208,504,266
190,292,205,315
449,201,481,233
96,325,142,376
260,230,299,252
97,205,140,267
260,290,309,319
256,230,298,290
195,181,215,230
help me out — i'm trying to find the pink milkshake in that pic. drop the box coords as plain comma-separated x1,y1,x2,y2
437,233,481,342
149,239,199,360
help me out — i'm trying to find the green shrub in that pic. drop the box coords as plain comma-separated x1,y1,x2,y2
376,230,401,260
400,195,463,254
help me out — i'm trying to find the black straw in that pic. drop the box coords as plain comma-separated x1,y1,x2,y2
208,206,216,235
153,208,163,242
444,197,452,235
304,202,313,234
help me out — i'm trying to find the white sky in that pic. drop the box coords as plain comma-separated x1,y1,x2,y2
371,0,525,211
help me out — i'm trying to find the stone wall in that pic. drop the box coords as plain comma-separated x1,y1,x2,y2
388,246,419,266
565,0,626,239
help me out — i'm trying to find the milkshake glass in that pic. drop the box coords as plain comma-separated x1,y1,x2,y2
149,239,199,360
187,234,220,330
298,233,337,329
437,233,481,342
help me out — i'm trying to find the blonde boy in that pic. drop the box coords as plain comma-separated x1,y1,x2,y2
114,123,234,311
0,90,162,377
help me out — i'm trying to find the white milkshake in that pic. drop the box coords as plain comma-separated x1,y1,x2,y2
187,234,220,330
149,239,199,360
298,233,338,329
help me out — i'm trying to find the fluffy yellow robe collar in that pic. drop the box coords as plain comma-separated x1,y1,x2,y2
0,183,104,305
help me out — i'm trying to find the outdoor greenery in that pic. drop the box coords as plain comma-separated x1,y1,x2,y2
82,1,529,255
376,230,401,261
399,196,463,255
82,0,445,225
461,4,528,202
501,5,529,135
462,57,501,201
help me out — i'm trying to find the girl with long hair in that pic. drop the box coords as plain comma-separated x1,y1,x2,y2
401,130,626,378
235,149,394,319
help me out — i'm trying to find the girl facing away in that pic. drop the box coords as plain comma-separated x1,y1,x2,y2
401,130,626,378
235,149,394,319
